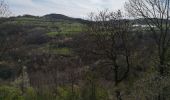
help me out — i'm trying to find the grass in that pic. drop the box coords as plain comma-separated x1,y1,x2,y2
52,48,72,55
47,32,60,37
2,16,82,56
47,22,84,37
4,17,84,37
37,44,73,56
5,18,84,37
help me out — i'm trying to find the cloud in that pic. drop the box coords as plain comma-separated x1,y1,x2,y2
7,0,127,18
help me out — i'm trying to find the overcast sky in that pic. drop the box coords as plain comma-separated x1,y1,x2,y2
7,0,127,18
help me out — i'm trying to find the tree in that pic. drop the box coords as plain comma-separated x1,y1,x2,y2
0,0,12,58
128,72,170,100
125,0,170,76
88,9,132,100
0,0,10,17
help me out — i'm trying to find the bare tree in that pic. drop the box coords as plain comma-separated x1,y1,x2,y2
0,0,12,58
125,0,170,75
88,9,132,100
0,0,10,17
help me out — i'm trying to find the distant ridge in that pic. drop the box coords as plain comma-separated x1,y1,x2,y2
0,13,89,24
43,14,89,23
43,14,72,20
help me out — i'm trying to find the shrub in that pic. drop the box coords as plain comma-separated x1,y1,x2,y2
0,85,24,100
24,28,48,45
81,85,109,100
36,87,56,100
24,87,37,100
57,86,81,100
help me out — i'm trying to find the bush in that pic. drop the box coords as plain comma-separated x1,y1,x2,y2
57,86,81,100
24,87,37,100
24,28,49,45
0,23,23,37
80,70,109,100
36,87,56,100
0,85,24,100
0,85,109,100
81,85,109,100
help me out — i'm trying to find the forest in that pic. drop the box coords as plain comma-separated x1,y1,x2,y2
0,0,170,100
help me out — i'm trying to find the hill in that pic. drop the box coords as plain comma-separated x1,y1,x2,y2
43,13,89,23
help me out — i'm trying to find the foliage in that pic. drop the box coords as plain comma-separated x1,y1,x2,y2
0,85,23,100
81,83,109,100
57,86,80,100
36,88,55,100
1,4,170,99
24,87,37,100
38,44,73,55
129,73,170,100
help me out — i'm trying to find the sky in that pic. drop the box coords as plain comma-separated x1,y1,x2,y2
7,0,127,18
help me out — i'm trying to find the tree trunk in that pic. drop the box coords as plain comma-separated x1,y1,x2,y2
116,90,122,100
